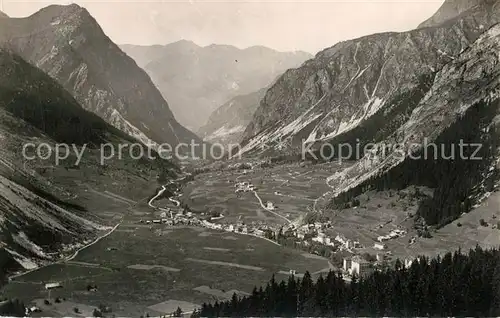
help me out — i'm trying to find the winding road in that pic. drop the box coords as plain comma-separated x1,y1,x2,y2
148,186,167,208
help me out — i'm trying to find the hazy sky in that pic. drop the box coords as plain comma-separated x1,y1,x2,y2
3,0,444,53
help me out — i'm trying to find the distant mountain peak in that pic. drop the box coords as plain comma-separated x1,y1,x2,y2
166,39,200,51
122,42,313,130
173,39,198,46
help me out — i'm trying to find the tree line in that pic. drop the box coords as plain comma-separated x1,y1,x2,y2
194,246,500,317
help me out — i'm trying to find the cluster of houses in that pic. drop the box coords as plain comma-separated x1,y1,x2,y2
203,221,269,237
140,208,204,227
140,206,277,240
234,181,256,193
282,222,363,251
377,229,407,242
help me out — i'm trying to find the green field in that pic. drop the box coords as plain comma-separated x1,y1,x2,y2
3,224,330,316
182,162,348,225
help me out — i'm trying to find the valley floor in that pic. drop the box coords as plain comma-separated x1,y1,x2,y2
1,162,499,316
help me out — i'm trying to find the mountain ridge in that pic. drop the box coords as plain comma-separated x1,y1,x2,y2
326,22,500,226
238,0,500,157
0,48,176,274
122,41,312,130
0,4,202,152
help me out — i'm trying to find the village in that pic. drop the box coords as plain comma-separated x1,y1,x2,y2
141,177,415,281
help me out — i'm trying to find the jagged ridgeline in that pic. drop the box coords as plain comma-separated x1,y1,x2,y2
328,98,499,227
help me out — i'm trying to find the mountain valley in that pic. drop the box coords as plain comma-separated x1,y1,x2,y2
1,0,500,316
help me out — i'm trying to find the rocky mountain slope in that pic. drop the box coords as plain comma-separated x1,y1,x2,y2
238,0,500,157
0,49,175,275
198,88,267,146
122,42,311,130
418,0,493,28
327,22,500,227
0,4,201,151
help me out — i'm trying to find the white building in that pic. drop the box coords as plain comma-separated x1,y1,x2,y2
266,202,275,210
377,235,389,242
45,282,62,290
374,243,387,250
351,257,372,277
312,236,325,244
335,235,347,245
254,229,264,236
405,258,414,268
343,258,352,272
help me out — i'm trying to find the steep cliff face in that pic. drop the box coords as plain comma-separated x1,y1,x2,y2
122,42,312,130
198,88,267,146
327,23,500,226
0,4,201,150
239,1,500,156
0,50,99,272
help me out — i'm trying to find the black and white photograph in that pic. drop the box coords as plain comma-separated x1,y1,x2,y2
0,0,499,316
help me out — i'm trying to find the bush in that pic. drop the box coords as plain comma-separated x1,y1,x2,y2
422,230,432,238
362,253,377,262
99,304,112,313
44,299,51,306
457,222,462,227
480,219,488,227
93,309,103,317
173,307,183,317
351,199,361,207
74,307,79,314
